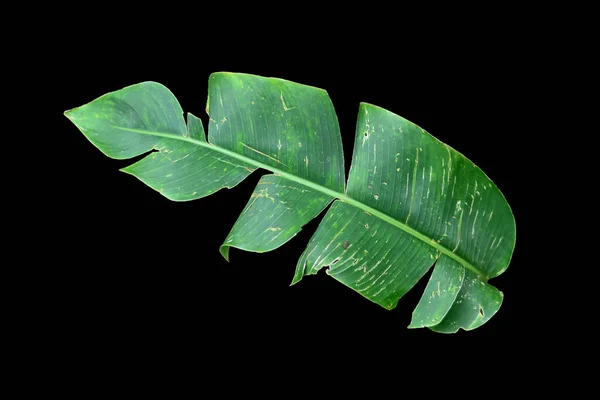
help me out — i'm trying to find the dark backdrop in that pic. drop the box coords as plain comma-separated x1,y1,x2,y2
49,48,530,364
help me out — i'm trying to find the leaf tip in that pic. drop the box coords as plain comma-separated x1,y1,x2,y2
219,245,230,263
119,166,133,175
290,274,302,286
64,108,76,121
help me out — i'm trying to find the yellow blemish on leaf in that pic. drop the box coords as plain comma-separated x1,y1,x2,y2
280,92,295,111
241,143,287,166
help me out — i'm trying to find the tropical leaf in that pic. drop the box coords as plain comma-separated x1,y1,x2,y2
64,72,516,333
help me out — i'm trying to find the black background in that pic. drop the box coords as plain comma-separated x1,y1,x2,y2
47,41,531,366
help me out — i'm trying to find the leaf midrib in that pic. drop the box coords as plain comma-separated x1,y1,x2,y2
113,126,485,279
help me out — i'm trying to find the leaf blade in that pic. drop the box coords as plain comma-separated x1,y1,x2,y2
428,269,504,333
347,103,515,279
121,113,255,201
408,256,465,329
65,74,516,333
293,200,438,310
64,82,186,159
220,175,332,260
207,72,346,192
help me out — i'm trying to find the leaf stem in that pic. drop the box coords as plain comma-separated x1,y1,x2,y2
113,126,485,279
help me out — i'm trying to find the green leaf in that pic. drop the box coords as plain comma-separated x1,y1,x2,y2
220,175,332,261
65,72,516,333
408,256,465,329
428,268,504,333
64,82,255,201
206,73,345,193
292,200,439,310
